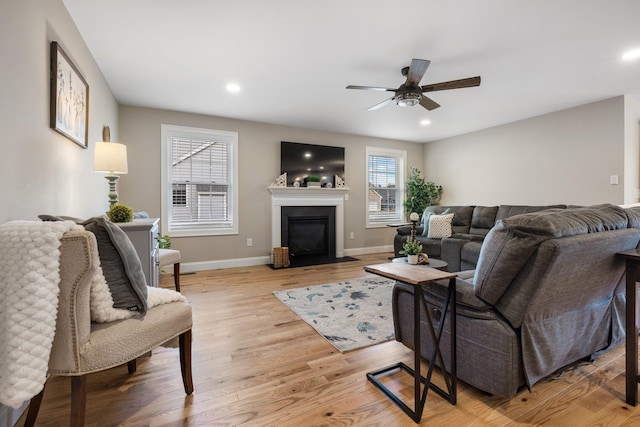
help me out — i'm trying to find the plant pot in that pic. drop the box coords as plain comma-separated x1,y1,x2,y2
306,182,321,187
407,254,418,265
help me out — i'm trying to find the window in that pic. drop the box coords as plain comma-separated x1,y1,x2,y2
161,124,238,236
366,147,406,227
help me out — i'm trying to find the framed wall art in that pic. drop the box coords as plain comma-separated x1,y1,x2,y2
50,41,89,148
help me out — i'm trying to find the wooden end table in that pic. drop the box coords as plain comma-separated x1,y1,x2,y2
364,262,457,422
616,248,640,406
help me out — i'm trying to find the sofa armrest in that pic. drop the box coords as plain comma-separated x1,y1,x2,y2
441,237,472,272
417,276,499,321
48,230,97,373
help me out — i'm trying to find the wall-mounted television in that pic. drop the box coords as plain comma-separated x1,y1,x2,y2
280,141,345,187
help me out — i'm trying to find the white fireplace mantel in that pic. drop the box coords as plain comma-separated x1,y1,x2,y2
268,186,350,258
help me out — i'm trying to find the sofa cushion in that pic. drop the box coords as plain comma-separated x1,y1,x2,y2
82,217,148,314
428,213,454,239
474,204,627,305
422,208,451,236
495,204,567,221
461,241,483,268
426,205,474,234
421,211,433,236
468,206,499,236
625,206,640,228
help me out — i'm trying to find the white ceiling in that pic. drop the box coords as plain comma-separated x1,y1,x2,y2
63,0,640,143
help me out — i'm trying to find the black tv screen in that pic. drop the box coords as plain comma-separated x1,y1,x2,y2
280,141,345,187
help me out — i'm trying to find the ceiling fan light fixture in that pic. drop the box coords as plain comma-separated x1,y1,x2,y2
396,92,421,107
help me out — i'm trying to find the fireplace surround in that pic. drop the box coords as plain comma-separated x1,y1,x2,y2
268,186,349,262
281,206,335,264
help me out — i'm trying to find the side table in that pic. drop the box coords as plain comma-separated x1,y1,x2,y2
392,257,448,272
116,218,160,288
616,248,640,405
364,262,457,422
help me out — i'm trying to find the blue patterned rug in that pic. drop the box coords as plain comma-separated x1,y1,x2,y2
273,278,396,352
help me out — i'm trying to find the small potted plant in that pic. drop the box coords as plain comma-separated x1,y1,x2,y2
400,238,423,265
305,175,321,187
107,203,134,223
158,235,171,249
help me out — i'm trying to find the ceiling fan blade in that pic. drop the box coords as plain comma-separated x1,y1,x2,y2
367,97,395,111
405,59,430,87
346,85,396,92
419,96,440,111
421,76,481,92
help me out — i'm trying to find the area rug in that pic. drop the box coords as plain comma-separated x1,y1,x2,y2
273,278,396,352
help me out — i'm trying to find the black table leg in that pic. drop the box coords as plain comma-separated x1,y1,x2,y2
366,277,457,423
626,259,639,406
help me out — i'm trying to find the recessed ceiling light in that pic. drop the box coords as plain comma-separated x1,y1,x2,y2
420,119,431,126
226,83,241,93
622,49,640,61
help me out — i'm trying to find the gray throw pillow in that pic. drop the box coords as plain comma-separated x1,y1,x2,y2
82,216,148,314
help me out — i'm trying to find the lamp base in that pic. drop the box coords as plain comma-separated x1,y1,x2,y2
105,175,120,207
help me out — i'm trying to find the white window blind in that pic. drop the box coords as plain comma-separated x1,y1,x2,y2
161,125,238,236
366,147,405,227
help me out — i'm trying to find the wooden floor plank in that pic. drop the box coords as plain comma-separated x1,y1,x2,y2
21,252,640,426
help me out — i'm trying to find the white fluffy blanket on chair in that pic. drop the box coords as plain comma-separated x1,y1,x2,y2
0,221,186,408
0,220,81,408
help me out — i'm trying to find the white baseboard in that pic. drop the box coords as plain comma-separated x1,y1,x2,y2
168,246,393,273
177,256,271,273
344,245,393,256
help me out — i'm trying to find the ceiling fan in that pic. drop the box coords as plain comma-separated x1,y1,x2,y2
346,59,481,111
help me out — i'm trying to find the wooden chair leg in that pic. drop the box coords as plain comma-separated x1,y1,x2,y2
24,386,45,427
128,358,137,374
70,376,87,427
173,262,181,292
179,329,194,395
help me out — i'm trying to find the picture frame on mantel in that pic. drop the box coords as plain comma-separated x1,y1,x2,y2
50,41,89,148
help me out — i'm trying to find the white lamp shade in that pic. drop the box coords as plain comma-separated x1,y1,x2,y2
94,142,128,174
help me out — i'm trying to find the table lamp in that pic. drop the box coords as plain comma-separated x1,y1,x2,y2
94,125,128,206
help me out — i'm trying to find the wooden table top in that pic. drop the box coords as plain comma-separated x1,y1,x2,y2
364,262,457,286
617,248,640,259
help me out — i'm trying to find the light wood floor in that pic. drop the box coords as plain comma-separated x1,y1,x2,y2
23,253,640,426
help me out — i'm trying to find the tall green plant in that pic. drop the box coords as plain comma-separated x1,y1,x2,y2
403,167,443,217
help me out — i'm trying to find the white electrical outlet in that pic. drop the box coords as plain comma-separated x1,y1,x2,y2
349,232,355,240
247,238,253,247
610,175,619,185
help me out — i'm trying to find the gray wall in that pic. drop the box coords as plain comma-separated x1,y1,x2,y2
0,0,119,424
118,105,424,266
424,97,631,206
0,0,119,224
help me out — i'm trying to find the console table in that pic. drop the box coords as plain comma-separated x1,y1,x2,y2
616,248,640,405
116,218,159,288
363,262,457,422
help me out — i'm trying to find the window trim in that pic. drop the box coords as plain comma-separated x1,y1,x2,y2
161,124,239,237
365,146,406,228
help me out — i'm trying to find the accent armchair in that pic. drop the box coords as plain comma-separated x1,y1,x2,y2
23,230,193,426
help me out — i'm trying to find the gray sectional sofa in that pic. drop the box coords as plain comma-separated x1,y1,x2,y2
392,204,640,398
393,204,567,271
